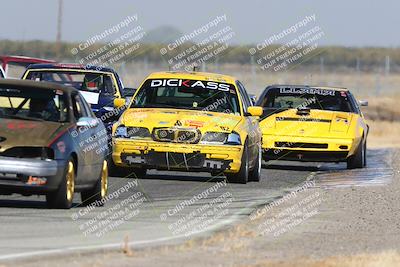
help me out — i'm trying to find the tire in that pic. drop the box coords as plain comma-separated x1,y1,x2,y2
363,141,367,167
108,158,147,178
81,160,108,206
226,143,249,184
46,158,75,209
248,144,262,182
347,139,365,169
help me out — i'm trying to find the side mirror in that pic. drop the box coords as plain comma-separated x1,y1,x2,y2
77,117,98,128
247,106,263,117
114,98,126,108
359,100,368,107
123,87,136,97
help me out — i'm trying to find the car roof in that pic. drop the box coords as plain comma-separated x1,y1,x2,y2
266,84,349,92
0,55,55,63
146,71,237,84
0,78,77,94
26,63,118,74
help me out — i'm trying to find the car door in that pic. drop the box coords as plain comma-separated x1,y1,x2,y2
71,93,98,184
80,93,108,169
236,81,261,165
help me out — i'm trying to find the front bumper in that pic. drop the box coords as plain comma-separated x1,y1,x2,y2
112,138,243,173
262,135,355,162
0,156,67,194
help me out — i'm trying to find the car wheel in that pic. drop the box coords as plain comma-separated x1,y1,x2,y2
363,141,367,167
46,158,75,209
81,160,108,206
248,144,262,182
347,139,365,169
226,143,249,184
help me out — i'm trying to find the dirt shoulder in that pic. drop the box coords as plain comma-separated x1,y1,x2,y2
9,148,399,267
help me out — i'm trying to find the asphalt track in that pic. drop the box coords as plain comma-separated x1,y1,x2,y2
0,148,392,262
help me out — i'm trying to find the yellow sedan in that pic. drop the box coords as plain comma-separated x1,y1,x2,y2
111,71,263,183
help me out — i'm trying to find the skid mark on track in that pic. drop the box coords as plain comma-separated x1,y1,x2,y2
313,149,394,188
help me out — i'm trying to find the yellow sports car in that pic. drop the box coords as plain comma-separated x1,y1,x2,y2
256,85,369,169
111,72,263,183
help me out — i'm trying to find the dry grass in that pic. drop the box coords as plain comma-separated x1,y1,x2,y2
362,96,400,148
362,97,400,122
367,121,400,148
248,250,400,267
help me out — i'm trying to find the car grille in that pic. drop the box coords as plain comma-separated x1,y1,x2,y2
152,128,201,144
275,142,328,149
146,151,205,168
127,127,151,138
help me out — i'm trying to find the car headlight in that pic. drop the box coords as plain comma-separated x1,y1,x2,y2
200,131,241,145
114,125,151,139
225,132,241,145
201,132,228,144
127,127,151,139
115,125,128,138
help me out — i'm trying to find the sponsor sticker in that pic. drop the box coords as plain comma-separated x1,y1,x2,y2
280,87,335,96
149,79,232,92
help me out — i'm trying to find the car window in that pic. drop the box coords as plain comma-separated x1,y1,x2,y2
25,70,116,95
5,62,28,79
79,93,96,118
0,86,68,122
71,93,88,120
348,92,361,114
236,81,252,112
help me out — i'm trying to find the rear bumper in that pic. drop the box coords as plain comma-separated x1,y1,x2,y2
0,157,67,194
112,138,243,173
262,135,355,162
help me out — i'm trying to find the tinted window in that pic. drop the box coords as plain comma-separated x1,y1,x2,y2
0,86,68,122
72,93,88,120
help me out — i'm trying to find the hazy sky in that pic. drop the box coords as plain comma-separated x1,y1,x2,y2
1,0,399,47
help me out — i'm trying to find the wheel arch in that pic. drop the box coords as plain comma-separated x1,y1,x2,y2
70,152,78,175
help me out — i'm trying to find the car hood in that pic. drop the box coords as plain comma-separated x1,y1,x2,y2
259,109,356,138
119,108,242,133
0,119,65,152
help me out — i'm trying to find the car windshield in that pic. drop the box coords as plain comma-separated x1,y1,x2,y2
131,79,241,114
2,62,33,79
25,70,116,95
260,87,355,113
0,86,68,122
